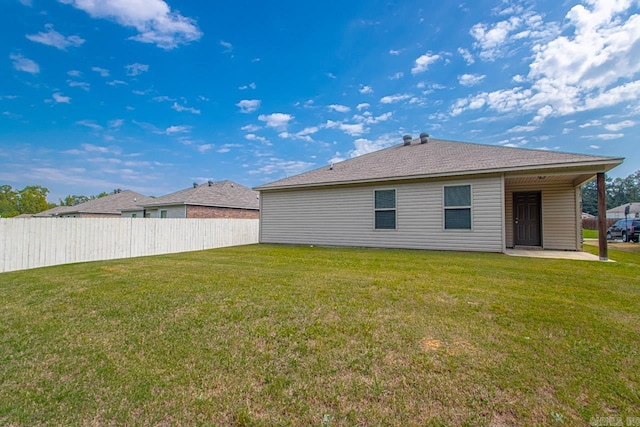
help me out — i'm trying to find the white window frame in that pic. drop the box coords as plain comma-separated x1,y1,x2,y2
443,184,473,231
373,189,397,230
160,210,168,219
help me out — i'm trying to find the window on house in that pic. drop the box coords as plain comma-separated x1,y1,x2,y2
160,210,167,218
444,185,472,230
374,189,396,230
132,213,137,218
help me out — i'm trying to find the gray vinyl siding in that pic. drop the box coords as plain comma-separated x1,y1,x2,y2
145,205,186,218
505,181,578,250
121,210,144,218
260,176,504,252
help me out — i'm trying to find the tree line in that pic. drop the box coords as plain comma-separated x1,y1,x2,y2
0,185,110,218
581,170,640,215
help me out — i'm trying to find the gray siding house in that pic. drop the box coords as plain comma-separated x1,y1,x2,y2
255,135,623,253
122,180,259,219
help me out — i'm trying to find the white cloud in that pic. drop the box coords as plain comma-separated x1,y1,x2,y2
172,102,200,114
109,119,124,128
278,126,320,142
248,158,314,177
258,113,294,130
68,80,90,91
359,85,373,94
326,72,336,79
239,82,256,90
389,72,404,80
356,103,370,110
457,47,475,64
26,24,85,50
353,112,392,125
454,2,640,123
67,70,81,77
125,63,149,76
10,54,39,74
604,120,635,132
581,133,624,140
507,125,538,133
236,99,261,113
380,93,411,104
153,95,174,102
348,133,399,157
389,49,402,55
458,73,486,87
325,120,366,136
220,40,233,52
81,143,118,154
579,120,603,128
76,120,102,130
328,104,351,113
470,11,559,61
52,92,71,103
241,124,261,132
60,0,202,49
107,80,127,86
590,145,601,149
197,144,213,153
92,66,109,77
411,53,440,74
245,134,271,145
165,125,190,134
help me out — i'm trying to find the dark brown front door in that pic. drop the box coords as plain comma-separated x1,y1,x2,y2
514,192,541,246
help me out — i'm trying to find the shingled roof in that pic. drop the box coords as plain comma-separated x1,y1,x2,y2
36,190,153,216
142,180,259,210
255,137,623,190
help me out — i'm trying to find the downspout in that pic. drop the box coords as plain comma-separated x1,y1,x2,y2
258,192,263,243
576,186,582,251
500,173,506,253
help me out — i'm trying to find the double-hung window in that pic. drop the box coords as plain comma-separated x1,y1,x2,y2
444,185,472,230
374,189,396,230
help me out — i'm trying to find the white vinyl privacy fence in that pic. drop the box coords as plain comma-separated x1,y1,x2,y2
0,218,259,273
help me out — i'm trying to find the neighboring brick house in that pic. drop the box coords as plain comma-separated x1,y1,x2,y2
123,180,259,219
34,190,153,218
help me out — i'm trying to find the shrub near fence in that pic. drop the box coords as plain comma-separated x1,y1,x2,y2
0,218,259,273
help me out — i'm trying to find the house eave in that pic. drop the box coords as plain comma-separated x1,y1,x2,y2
255,158,623,192
140,202,258,210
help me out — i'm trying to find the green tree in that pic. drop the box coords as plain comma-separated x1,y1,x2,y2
581,170,640,215
0,185,19,217
17,185,51,214
60,194,90,206
60,191,110,206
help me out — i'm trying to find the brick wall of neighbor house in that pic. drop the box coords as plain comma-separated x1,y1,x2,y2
186,205,260,219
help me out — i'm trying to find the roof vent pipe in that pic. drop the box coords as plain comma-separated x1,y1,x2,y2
207,180,214,187
403,135,412,146
193,182,198,188
420,132,430,144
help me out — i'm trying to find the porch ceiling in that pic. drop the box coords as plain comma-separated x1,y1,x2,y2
505,173,595,187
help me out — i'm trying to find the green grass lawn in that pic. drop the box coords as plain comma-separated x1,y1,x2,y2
1,244,639,426
583,228,598,239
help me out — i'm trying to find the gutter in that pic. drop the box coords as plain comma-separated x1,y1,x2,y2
254,158,624,192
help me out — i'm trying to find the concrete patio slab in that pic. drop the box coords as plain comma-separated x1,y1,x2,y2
504,248,612,262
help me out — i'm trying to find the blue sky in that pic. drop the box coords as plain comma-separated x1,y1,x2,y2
1,0,639,203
